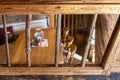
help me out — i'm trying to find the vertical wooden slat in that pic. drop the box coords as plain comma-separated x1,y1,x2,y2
83,15,87,28
81,14,98,67
71,15,74,36
2,15,11,67
54,14,57,28
64,14,66,28
25,14,32,67
75,15,78,37
68,15,70,29
55,14,61,67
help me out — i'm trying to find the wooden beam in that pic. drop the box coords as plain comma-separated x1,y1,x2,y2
55,14,61,67
101,15,120,75
81,14,98,67
0,67,103,75
0,4,120,14
25,14,32,67
2,15,11,67
0,0,120,4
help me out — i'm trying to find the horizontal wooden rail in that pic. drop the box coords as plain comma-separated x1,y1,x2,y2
0,67,103,75
0,0,120,4
0,64,101,67
0,4,120,14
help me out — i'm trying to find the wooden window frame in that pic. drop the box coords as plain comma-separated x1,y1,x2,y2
0,3,120,75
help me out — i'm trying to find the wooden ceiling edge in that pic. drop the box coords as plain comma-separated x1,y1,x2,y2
0,4,120,14
0,67,104,75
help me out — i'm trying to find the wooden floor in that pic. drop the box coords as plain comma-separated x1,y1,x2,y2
9,28,63,65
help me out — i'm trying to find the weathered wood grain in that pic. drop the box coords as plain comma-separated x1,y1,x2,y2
2,15,11,67
0,67,103,75
0,4,120,14
102,15,120,75
0,0,120,4
55,14,61,67
81,14,98,67
25,15,32,67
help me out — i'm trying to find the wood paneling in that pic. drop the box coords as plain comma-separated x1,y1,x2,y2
95,15,116,64
102,15,120,75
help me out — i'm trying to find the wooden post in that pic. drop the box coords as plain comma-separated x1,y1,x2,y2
55,14,61,67
2,15,11,67
101,15,120,75
49,14,55,28
75,15,78,37
68,15,70,30
25,14,32,67
71,15,74,36
81,14,98,67
64,14,66,28
83,15,87,28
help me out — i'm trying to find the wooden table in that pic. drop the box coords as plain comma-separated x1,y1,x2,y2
10,28,63,65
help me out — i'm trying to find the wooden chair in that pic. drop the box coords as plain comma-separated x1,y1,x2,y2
66,44,77,64
63,27,74,47
0,26,17,44
63,27,69,42
64,35,74,47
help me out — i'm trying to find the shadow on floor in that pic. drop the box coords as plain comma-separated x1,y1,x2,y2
0,72,120,80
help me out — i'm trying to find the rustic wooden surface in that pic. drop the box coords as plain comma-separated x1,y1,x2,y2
2,15,11,67
55,14,61,67
0,5,120,14
25,15,32,67
81,14,98,67
95,15,117,64
0,0,120,4
10,28,63,65
0,67,103,75
102,15,120,74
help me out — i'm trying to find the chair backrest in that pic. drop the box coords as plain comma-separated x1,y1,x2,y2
63,27,69,41
64,35,74,47
66,44,77,64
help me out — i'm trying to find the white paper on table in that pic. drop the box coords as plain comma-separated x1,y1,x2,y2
41,39,48,47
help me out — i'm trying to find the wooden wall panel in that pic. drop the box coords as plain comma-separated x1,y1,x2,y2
95,14,117,64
